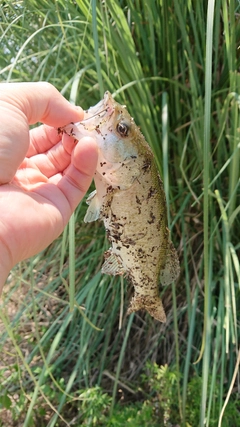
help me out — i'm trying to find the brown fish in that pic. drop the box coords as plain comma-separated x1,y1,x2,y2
62,92,180,322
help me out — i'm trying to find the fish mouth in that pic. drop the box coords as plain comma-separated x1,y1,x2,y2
81,91,114,124
61,92,117,139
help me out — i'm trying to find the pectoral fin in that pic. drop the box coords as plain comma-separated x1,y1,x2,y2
84,191,101,223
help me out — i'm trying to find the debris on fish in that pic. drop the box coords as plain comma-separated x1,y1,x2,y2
62,91,180,322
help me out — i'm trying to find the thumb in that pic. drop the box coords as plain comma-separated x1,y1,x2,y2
57,136,98,213
0,82,83,126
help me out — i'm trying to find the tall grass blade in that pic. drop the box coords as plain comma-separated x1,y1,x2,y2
200,1,215,426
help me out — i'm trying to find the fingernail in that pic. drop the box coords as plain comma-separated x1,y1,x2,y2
74,105,83,113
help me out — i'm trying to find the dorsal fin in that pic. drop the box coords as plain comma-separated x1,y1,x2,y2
160,241,180,285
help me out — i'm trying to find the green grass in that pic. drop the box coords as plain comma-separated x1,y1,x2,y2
0,1,240,426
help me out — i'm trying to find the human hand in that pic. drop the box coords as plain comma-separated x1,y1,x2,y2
0,82,98,291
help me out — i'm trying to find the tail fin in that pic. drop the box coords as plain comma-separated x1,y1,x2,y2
127,293,166,323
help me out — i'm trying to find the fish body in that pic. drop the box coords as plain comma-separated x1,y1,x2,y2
63,92,180,322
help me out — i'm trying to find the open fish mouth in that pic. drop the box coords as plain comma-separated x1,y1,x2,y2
80,91,115,125
61,91,116,138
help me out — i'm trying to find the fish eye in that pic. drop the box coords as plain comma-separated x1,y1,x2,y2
116,122,129,137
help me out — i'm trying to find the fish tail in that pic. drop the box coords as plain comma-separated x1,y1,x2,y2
127,293,166,323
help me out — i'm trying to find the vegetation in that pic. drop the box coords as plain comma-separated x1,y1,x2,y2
0,0,239,426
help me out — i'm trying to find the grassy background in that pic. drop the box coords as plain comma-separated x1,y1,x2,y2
0,0,240,426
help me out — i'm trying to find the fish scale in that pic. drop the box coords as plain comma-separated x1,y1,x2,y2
62,91,180,322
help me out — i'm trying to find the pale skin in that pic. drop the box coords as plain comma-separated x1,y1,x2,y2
0,82,98,293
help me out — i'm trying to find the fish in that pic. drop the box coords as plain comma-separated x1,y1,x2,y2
62,91,180,322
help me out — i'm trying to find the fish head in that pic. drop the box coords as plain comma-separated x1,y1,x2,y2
73,92,140,164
